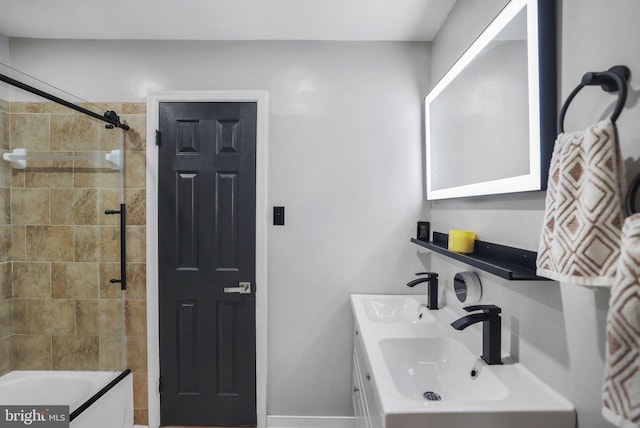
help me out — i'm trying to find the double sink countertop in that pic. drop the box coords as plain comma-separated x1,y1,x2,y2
350,294,575,428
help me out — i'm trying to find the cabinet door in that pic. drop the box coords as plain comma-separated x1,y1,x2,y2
353,353,366,428
354,330,382,428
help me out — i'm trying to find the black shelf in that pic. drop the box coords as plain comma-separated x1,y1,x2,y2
411,232,549,281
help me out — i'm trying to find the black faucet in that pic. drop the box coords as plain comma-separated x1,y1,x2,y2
451,305,503,365
406,272,438,310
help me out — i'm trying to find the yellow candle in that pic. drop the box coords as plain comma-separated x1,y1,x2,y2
448,230,476,253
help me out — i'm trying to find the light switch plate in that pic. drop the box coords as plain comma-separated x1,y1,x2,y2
274,206,285,225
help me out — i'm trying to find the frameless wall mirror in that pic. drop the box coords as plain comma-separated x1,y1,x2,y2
425,0,556,200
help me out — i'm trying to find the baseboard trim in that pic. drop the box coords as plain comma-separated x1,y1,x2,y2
267,415,356,428
133,415,354,428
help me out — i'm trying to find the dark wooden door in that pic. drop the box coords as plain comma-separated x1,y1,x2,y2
158,102,257,426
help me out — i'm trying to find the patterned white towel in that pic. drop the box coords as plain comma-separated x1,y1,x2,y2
603,214,640,427
537,119,626,286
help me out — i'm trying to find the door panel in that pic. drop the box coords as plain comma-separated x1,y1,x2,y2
216,172,240,269
176,173,199,270
216,300,240,394
158,102,257,426
177,301,198,394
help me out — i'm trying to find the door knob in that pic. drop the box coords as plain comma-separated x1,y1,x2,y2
223,282,251,294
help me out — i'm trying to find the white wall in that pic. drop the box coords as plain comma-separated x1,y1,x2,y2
428,1,640,427
0,34,7,62
7,39,430,417
0,33,9,100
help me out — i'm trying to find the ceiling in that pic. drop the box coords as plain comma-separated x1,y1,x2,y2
0,0,456,41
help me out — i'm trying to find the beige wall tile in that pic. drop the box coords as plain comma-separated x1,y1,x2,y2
11,168,25,188
97,226,121,262
126,336,147,372
122,103,146,115
99,262,121,299
12,188,50,225
125,188,145,225
100,263,144,298
122,116,146,152
0,111,9,151
133,371,148,410
74,225,119,262
9,102,25,113
12,299,27,334
12,226,26,261
0,300,11,339
24,102,72,114
75,301,99,335
0,156,11,188
12,334,51,370
50,188,98,225
83,102,122,114
125,300,146,336
76,299,122,336
10,114,49,151
27,299,75,335
124,151,146,189
125,263,146,300
23,158,74,188
13,262,51,298
99,335,123,371
52,335,99,370
0,262,11,299
0,188,9,224
0,226,11,262
50,115,99,151
0,99,9,112
98,189,120,226
134,409,148,426
73,164,119,189
26,226,74,261
99,126,122,151
126,226,145,263
0,338,10,375
74,225,100,261
51,262,99,299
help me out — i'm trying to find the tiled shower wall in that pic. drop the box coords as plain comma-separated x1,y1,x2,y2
2,101,148,425
0,99,11,375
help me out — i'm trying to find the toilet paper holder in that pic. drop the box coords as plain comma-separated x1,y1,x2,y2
454,271,482,303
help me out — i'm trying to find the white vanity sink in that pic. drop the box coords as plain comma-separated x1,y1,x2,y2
379,337,508,402
351,294,575,428
362,296,435,324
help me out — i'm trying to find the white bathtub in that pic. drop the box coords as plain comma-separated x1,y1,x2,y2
0,370,133,428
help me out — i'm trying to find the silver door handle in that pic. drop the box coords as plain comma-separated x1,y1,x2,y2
224,282,251,294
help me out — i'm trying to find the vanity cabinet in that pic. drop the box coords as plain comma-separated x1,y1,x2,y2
353,324,383,428
352,349,369,428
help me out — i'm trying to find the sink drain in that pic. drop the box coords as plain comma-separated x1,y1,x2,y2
470,368,479,379
423,391,442,401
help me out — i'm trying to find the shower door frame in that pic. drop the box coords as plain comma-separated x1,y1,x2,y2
146,90,269,428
